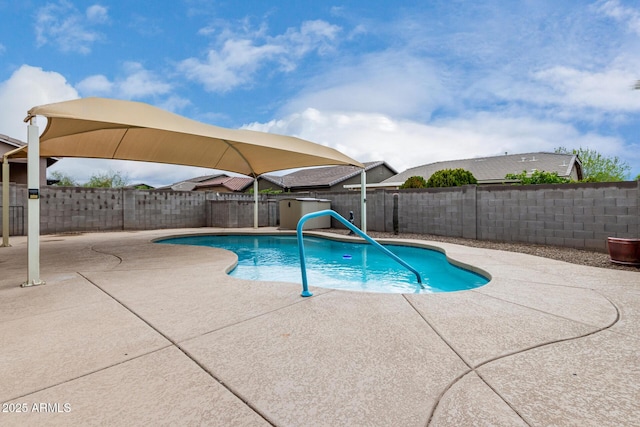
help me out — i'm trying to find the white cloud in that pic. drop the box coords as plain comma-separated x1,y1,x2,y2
531,63,640,111
280,50,449,119
118,62,172,98
178,19,341,93
471,52,640,125
597,0,640,35
75,74,113,96
35,1,108,54
0,65,78,141
157,96,192,113
178,40,284,92
86,5,109,24
275,20,341,59
76,62,172,99
244,108,624,173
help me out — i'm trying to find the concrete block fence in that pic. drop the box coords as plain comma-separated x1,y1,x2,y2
1,181,638,251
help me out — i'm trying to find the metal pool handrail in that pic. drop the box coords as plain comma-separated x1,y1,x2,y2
296,209,424,297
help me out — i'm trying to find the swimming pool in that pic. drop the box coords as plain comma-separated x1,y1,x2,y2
158,234,489,294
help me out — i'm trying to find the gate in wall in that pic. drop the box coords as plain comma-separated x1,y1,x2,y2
0,206,25,236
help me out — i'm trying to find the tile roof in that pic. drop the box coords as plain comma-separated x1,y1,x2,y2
194,176,254,191
383,152,581,184
262,161,393,190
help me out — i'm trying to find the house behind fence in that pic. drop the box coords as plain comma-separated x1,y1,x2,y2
1,180,638,252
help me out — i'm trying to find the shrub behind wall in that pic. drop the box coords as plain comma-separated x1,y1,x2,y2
427,168,478,187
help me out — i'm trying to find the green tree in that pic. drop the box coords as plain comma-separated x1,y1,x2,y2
49,171,78,186
400,175,428,189
84,170,129,188
555,147,631,182
426,169,477,188
505,170,570,185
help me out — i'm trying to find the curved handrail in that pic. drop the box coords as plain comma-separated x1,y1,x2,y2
296,209,423,297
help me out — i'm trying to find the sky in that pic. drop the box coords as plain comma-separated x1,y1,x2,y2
1,0,639,187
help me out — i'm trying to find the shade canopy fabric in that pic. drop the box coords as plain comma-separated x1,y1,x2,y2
16,97,363,176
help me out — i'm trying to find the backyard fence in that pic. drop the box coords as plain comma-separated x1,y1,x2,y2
1,180,638,252
0,206,24,236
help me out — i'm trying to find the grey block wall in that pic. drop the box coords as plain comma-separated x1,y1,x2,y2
122,190,206,230
207,198,279,228
2,181,638,252
329,181,639,252
475,182,639,250
394,187,465,236
40,187,123,234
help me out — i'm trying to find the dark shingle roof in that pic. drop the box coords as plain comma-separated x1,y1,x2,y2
383,152,582,184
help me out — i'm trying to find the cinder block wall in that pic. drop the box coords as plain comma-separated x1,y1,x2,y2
122,190,206,230
476,181,639,250
4,186,210,234
2,181,638,252
40,187,123,234
328,181,639,252
206,197,279,227
322,192,363,228
329,187,468,237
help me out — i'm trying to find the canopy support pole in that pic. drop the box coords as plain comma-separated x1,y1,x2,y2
360,169,367,233
23,119,44,287
253,177,258,228
1,156,10,247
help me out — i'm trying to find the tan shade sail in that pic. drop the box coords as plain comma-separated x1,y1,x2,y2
16,97,363,176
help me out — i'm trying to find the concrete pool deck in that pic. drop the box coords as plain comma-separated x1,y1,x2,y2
0,228,638,426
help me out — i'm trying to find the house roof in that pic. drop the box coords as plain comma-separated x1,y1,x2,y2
0,133,26,150
158,173,226,190
160,173,254,191
383,152,582,184
261,161,395,190
124,183,155,189
181,174,226,183
194,176,254,191
1,133,59,166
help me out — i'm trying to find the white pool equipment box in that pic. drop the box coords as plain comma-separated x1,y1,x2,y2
279,198,331,230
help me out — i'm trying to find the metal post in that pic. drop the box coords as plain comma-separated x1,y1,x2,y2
2,156,10,247
23,119,44,286
360,169,367,233
253,177,258,228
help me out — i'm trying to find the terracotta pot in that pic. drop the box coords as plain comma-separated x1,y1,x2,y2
607,237,640,266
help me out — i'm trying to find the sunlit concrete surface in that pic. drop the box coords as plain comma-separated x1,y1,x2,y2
1,229,638,426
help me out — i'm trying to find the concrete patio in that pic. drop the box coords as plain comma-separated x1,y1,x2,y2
1,228,638,426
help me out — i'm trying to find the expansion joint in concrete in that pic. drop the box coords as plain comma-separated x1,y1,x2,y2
401,295,531,427
77,272,277,427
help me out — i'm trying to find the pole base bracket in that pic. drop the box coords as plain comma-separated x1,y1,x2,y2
21,280,46,288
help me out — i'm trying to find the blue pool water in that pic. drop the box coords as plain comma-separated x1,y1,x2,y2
157,234,489,294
